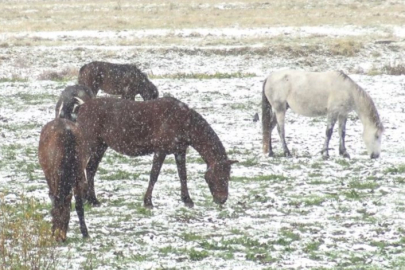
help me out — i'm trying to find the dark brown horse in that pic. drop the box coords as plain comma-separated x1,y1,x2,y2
38,119,89,241
78,61,159,100
76,97,237,208
55,85,94,122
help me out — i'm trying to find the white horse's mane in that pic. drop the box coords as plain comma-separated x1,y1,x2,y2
338,71,384,131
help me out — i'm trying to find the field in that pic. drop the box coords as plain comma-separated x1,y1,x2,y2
1,1,405,269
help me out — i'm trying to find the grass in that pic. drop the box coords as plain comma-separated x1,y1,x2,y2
150,72,256,80
0,194,60,269
384,164,405,174
0,76,28,83
37,67,78,82
1,0,404,32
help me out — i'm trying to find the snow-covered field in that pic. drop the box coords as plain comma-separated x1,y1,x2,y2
1,25,405,269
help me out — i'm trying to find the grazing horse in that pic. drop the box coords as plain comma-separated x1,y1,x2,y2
262,70,384,159
76,97,238,207
38,119,89,241
78,61,159,101
55,85,94,122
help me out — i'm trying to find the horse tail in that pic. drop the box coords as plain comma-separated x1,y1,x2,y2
59,125,80,202
262,77,272,154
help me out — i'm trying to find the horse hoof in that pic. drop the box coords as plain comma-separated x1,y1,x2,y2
268,152,275,157
322,155,329,160
87,198,101,206
184,201,194,208
144,202,154,209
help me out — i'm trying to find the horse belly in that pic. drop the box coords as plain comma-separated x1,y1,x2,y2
287,95,328,117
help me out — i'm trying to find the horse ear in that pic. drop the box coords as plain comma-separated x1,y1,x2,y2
227,160,238,165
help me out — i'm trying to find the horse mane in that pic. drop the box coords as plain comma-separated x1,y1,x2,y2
338,71,384,131
188,108,228,162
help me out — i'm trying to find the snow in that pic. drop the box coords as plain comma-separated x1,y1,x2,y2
1,26,405,269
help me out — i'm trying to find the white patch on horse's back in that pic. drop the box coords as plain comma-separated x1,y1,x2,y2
57,101,64,117
74,97,85,105
83,168,88,184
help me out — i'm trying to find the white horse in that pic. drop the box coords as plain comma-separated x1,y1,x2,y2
262,70,384,159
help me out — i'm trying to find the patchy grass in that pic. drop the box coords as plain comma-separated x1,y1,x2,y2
150,72,257,80
0,76,28,83
0,194,60,269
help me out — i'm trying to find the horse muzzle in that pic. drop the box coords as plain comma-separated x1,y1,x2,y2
213,194,228,205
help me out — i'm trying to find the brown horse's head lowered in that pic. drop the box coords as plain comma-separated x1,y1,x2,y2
78,61,158,101
38,119,89,241
76,97,237,208
205,160,238,204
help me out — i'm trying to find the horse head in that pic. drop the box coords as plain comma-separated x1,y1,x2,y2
363,124,384,159
139,74,159,101
204,159,238,205
56,85,94,121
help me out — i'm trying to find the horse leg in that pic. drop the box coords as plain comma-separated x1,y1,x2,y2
275,109,291,157
175,152,194,208
121,88,136,100
144,152,166,209
268,112,278,157
85,142,108,206
74,192,89,238
322,114,337,159
338,115,350,158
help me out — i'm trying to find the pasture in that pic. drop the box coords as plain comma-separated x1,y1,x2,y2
1,1,405,269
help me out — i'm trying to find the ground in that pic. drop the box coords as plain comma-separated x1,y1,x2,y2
1,1,405,269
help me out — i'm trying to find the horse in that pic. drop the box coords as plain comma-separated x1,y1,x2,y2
38,118,89,241
262,70,384,159
55,85,94,122
76,97,238,207
78,61,159,101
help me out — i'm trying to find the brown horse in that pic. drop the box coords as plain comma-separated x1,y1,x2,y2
76,97,238,208
78,61,159,100
55,85,94,122
38,119,89,241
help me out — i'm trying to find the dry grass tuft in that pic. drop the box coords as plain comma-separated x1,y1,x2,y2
38,67,78,81
328,39,363,57
382,63,405,76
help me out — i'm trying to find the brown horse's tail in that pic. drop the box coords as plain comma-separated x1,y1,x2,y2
262,78,272,154
59,126,80,202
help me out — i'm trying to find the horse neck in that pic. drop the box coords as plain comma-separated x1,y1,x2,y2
351,85,382,131
188,111,228,166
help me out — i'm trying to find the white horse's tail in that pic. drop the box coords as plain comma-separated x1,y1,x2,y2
262,78,272,154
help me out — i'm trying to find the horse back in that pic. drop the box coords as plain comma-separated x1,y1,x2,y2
79,61,147,96
77,97,193,156
265,70,354,116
